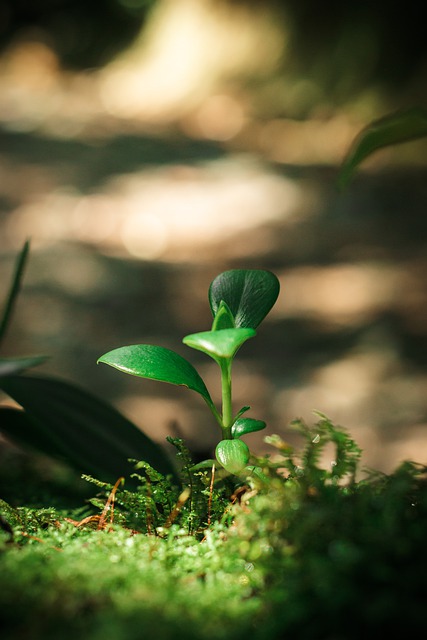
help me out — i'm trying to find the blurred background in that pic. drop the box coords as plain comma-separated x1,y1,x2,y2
1,0,427,475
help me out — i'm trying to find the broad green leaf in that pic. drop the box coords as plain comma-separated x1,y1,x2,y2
0,239,30,347
338,108,427,189
98,344,212,403
0,374,177,482
0,355,49,377
211,300,235,331
215,439,250,474
209,269,280,329
183,328,255,360
232,417,266,439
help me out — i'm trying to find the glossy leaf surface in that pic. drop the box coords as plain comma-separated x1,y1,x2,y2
183,328,255,360
0,374,177,481
215,439,250,475
232,417,266,439
339,108,427,188
209,269,280,329
98,344,212,403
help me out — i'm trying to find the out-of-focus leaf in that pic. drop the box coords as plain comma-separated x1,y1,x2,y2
0,374,177,482
209,270,280,330
338,108,427,189
0,240,30,347
0,356,49,378
183,328,256,361
98,344,212,403
0,407,63,459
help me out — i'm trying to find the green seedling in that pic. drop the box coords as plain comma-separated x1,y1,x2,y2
98,269,280,475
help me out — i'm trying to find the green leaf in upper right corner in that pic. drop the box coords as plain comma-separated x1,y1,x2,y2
338,108,427,189
209,269,280,330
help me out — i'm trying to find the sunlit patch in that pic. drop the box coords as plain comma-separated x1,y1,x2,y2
183,94,246,141
72,195,119,243
272,263,403,325
121,211,169,259
99,0,285,121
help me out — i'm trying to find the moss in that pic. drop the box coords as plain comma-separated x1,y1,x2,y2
1,417,427,639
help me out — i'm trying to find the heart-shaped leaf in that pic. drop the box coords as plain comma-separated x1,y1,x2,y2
232,417,266,439
183,328,255,361
209,269,280,329
215,439,250,474
98,344,212,403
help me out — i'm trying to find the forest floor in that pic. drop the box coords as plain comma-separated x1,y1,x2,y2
1,40,427,475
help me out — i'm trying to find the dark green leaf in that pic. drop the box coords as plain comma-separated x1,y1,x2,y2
98,344,212,403
209,269,280,329
0,355,49,378
338,108,427,189
0,240,30,347
232,417,266,439
0,374,177,482
0,407,64,458
183,328,255,360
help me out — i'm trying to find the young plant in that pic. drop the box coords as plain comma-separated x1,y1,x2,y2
98,269,280,475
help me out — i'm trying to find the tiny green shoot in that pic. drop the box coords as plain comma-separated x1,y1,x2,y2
98,269,280,475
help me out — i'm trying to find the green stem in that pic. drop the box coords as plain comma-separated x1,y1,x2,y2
220,358,233,439
204,397,223,428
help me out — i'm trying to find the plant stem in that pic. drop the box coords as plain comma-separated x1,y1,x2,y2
220,358,233,439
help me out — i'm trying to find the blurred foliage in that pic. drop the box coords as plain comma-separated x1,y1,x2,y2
0,0,425,101
0,0,155,68
282,1,427,94
339,108,427,188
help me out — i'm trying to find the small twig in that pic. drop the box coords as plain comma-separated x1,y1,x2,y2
98,477,124,530
20,531,62,552
163,488,190,529
207,462,216,527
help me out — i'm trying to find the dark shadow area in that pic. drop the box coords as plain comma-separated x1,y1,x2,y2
0,0,153,69
0,129,226,192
